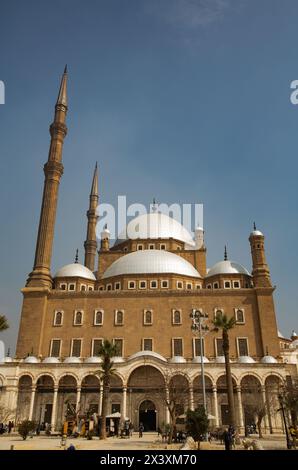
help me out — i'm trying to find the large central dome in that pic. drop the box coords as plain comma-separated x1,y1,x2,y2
102,249,201,279
114,212,195,247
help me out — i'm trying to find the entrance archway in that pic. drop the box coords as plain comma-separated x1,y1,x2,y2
139,400,156,431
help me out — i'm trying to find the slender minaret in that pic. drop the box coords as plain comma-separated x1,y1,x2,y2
26,67,68,288
249,223,271,287
84,163,99,271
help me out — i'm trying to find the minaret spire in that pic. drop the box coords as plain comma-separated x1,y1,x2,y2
75,249,79,264
84,163,99,271
26,67,68,287
224,245,228,261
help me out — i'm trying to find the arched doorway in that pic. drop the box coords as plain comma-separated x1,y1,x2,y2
139,400,156,431
35,375,55,428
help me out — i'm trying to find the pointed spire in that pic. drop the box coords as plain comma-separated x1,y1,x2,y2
253,221,256,231
7,347,10,357
75,249,79,264
56,65,68,107
224,245,228,261
91,162,98,196
265,346,269,355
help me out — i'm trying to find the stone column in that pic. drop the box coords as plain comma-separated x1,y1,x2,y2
29,386,36,421
122,387,127,420
165,387,170,424
189,386,194,411
261,386,269,431
76,387,81,414
212,386,219,426
51,386,58,431
236,386,244,428
99,384,103,415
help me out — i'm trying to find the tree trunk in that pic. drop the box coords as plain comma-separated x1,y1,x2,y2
223,330,236,427
257,417,263,438
100,382,109,440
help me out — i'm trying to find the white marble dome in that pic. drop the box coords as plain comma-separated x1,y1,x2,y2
250,230,263,237
24,356,39,363
84,357,102,363
114,212,195,247
261,355,278,364
206,260,250,278
4,357,13,363
169,356,187,363
43,357,60,364
64,357,81,363
192,356,209,363
54,263,96,280
128,351,167,362
102,249,201,279
237,356,255,363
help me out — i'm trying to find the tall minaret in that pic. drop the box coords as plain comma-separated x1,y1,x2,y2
249,223,271,287
84,163,99,271
26,67,68,288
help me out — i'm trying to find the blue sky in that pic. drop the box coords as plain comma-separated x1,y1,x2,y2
0,0,297,352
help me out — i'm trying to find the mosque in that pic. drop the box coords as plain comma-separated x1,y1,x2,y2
0,68,297,434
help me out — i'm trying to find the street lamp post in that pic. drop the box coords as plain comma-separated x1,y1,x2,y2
190,309,209,439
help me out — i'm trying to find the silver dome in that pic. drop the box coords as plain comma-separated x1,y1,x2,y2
192,356,209,363
64,357,81,363
43,357,60,364
102,249,201,279
250,230,263,236
54,263,96,280
24,356,39,363
169,356,187,363
84,357,102,363
261,355,278,364
128,351,167,362
115,212,195,247
206,260,250,277
237,356,255,363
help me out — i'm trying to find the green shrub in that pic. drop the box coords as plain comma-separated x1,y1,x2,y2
18,420,36,440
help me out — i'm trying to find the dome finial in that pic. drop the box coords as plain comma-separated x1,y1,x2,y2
75,249,79,264
253,221,256,231
7,347,10,357
151,198,158,213
265,346,269,355
224,245,228,261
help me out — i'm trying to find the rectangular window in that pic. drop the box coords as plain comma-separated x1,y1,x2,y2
107,284,112,291
196,284,202,289
111,403,121,414
113,338,123,356
172,338,183,356
68,283,75,291
143,338,153,351
237,338,249,356
139,280,147,289
143,309,153,325
186,283,192,290
128,281,136,289
224,281,231,289
177,281,183,289
213,282,219,289
60,283,67,290
235,308,245,324
137,244,144,251
80,285,86,291
233,281,240,289
71,339,82,357
161,280,169,288
92,339,103,356
50,339,61,357
115,282,121,290
148,244,155,250
150,280,158,289
160,244,166,250
194,338,205,357
172,309,182,325
94,310,104,325
215,338,224,356
115,310,124,325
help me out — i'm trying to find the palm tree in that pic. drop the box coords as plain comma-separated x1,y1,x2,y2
96,339,119,439
0,315,9,332
212,311,236,427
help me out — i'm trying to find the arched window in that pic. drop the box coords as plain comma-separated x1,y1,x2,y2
94,310,103,325
235,309,245,324
172,310,182,325
115,310,124,325
74,311,83,325
144,310,153,325
54,311,63,326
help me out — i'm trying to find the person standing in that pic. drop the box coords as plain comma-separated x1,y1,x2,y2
223,428,232,450
139,422,144,438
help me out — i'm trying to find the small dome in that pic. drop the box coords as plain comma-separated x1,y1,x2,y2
169,356,187,363
237,356,255,363
192,356,209,363
206,260,250,278
113,356,125,363
261,355,278,364
250,230,263,237
84,357,102,363
4,357,13,363
214,356,227,364
128,351,167,362
63,357,81,363
290,339,298,349
42,357,60,364
101,228,111,239
114,212,195,247
103,249,201,279
24,356,39,363
54,263,96,280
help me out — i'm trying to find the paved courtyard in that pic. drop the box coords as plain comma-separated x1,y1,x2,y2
0,432,295,451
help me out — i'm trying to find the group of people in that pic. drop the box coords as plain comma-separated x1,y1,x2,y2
0,421,14,434
222,425,236,451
